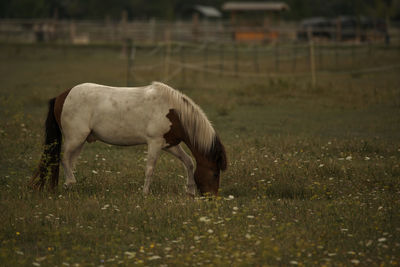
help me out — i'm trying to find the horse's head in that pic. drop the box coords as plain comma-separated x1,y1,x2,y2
194,135,227,196
194,164,220,196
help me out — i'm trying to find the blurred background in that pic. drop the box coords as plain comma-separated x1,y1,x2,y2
1,0,400,86
1,0,399,44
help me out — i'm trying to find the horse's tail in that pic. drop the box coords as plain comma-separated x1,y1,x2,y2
29,98,62,191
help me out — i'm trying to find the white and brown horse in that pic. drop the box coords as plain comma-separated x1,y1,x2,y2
30,82,227,196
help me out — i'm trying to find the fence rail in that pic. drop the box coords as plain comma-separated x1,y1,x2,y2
122,40,400,86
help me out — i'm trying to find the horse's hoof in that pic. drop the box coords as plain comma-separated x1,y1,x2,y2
186,192,195,199
186,187,196,197
63,183,74,190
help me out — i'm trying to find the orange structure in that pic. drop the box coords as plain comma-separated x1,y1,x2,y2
222,2,289,42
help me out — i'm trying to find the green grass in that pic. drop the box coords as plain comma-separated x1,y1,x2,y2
0,43,399,266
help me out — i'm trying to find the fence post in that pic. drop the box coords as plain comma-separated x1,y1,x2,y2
180,44,186,83
275,42,279,72
234,44,238,77
292,42,297,72
203,43,208,80
307,27,316,88
335,42,339,69
253,44,259,73
164,29,171,80
318,43,323,70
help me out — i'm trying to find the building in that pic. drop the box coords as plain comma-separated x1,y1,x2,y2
222,1,289,42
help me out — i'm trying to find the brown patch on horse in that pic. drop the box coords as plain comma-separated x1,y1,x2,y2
54,89,71,129
163,109,187,147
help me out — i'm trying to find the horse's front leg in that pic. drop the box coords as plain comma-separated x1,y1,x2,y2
164,145,195,196
143,139,164,195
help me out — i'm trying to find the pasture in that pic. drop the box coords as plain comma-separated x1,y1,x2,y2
0,43,399,266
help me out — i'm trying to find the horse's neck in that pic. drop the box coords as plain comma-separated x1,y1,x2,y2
183,138,214,169
164,108,214,168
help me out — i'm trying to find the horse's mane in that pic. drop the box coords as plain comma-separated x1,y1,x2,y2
152,82,227,170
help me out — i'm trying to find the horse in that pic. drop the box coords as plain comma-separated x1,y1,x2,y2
29,82,227,196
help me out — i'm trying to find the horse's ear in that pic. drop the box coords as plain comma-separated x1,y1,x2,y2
214,135,227,171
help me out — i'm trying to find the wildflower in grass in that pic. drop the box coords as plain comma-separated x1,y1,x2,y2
207,229,214,234
92,170,98,174
16,231,20,235
36,256,47,262
346,156,352,161
199,216,210,223
124,251,136,259
350,259,360,265
364,157,370,161
378,237,387,242
318,164,324,168
289,260,298,265
32,262,40,266
148,255,161,261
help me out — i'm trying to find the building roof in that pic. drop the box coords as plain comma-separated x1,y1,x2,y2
222,2,289,12
193,5,222,18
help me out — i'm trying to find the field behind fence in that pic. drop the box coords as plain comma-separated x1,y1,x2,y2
123,41,400,87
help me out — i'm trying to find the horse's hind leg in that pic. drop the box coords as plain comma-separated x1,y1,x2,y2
164,145,195,196
143,139,164,195
62,134,87,188
71,143,85,169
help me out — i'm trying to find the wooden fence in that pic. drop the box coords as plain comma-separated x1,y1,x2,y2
123,41,400,87
1,18,397,45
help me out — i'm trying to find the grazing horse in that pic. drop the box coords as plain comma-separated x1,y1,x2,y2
30,82,227,196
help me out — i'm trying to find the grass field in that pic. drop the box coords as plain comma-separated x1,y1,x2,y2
0,43,399,266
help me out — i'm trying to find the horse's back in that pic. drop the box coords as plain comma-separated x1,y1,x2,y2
61,83,172,146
